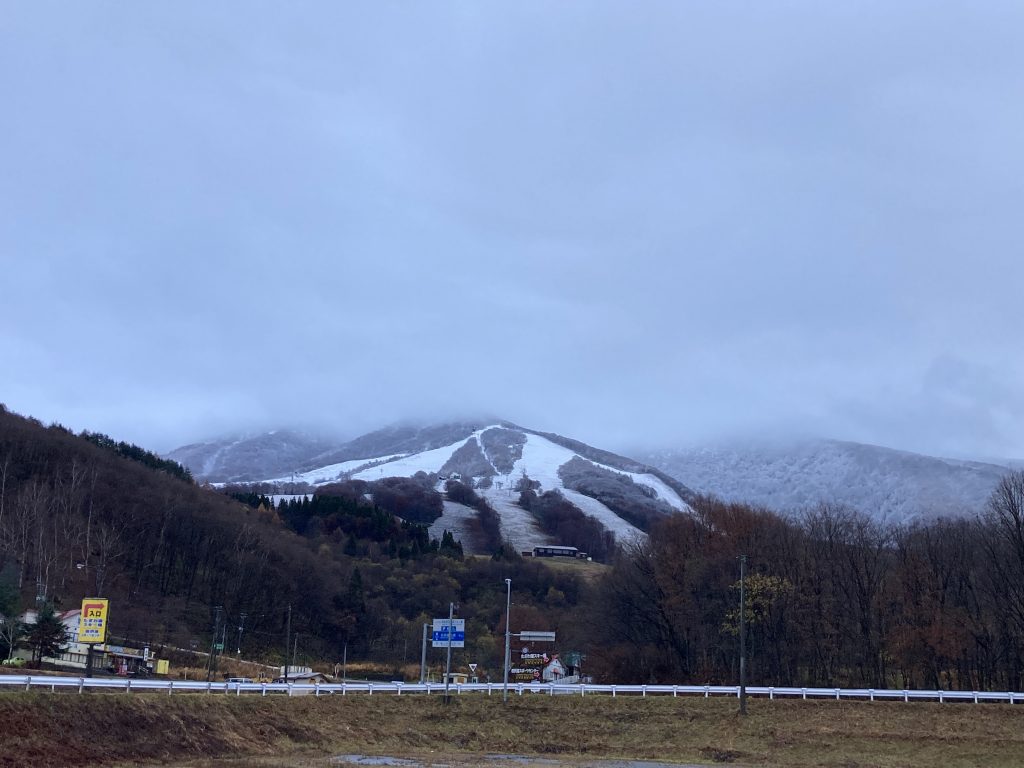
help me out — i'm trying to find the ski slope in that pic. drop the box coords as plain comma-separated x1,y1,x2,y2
428,501,484,555
267,455,406,486
255,425,689,543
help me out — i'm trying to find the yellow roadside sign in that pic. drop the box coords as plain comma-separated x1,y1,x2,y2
78,598,109,644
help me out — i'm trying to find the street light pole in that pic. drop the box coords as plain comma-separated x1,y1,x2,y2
739,554,748,716
503,578,512,703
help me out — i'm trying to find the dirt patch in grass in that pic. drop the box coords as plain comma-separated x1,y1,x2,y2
1,693,1022,768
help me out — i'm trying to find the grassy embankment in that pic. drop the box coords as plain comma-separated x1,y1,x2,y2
1,692,1022,768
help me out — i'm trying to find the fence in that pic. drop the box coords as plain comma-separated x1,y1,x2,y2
0,675,1021,703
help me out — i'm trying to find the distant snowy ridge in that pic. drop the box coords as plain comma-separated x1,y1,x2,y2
642,438,1014,525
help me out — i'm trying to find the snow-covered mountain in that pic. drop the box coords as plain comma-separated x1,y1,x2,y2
641,438,1013,524
170,421,695,551
168,422,1016,533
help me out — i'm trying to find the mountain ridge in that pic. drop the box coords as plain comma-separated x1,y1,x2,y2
167,422,1017,527
642,437,1012,524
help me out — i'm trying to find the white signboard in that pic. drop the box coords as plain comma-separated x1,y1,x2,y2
518,631,556,642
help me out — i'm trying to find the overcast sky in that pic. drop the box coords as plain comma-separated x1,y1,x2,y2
1,2,1022,459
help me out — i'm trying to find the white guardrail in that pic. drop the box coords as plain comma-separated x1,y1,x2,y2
0,676,1021,703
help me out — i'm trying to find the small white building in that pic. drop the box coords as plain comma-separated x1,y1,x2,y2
18,609,91,667
541,656,566,682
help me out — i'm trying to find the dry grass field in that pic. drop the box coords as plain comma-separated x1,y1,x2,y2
1,692,1022,768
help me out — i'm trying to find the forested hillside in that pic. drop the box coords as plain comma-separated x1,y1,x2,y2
587,490,1024,690
0,407,589,673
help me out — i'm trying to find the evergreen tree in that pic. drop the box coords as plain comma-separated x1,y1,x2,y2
0,569,22,660
26,602,69,667
438,530,464,559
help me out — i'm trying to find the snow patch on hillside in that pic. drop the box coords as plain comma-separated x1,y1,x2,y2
476,487,554,551
269,455,405,485
350,432,492,480
493,433,648,540
429,501,483,555
506,433,686,513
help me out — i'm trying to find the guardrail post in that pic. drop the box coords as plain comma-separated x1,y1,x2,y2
642,685,647,698
673,685,678,698
801,688,806,699
206,681,212,695
580,684,585,698
705,685,710,698
612,685,616,698
25,676,31,692
769,687,774,700
369,683,373,696
168,681,173,696
342,682,347,696
973,691,978,704
938,690,944,703
126,680,131,694
79,678,85,694
903,690,908,702
261,683,267,697
869,689,874,702
288,683,293,697
315,682,320,697
549,685,554,696
835,688,840,700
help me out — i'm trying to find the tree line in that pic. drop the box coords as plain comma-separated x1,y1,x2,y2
586,478,1024,690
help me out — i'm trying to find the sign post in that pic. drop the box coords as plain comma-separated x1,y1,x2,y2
443,603,455,702
78,598,109,679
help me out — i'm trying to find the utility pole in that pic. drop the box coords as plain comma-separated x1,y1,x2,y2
207,605,222,682
739,554,748,716
420,622,429,684
236,612,247,655
284,604,291,682
342,642,347,682
291,634,299,676
503,578,512,704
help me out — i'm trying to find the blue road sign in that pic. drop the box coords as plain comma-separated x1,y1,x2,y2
431,618,466,648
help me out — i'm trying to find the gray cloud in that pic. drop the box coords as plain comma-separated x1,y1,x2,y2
1,2,1022,458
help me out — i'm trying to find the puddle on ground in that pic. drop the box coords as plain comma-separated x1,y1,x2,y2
332,756,707,768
